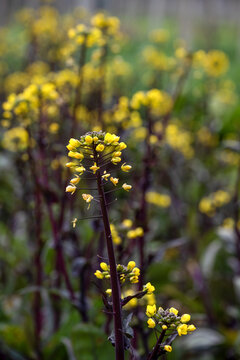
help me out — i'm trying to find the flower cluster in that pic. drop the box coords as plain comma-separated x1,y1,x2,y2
68,23,102,48
146,305,196,352
146,191,171,208
94,260,156,304
131,89,172,116
109,219,144,244
146,305,195,330
193,49,229,78
94,260,140,285
65,131,132,204
199,190,231,217
91,13,120,36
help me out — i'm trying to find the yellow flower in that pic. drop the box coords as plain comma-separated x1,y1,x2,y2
150,29,170,43
122,289,138,309
113,151,122,158
127,228,143,239
100,262,108,271
85,135,93,144
187,324,196,332
104,132,120,145
164,345,172,352
96,143,105,152
72,218,77,228
76,166,86,174
130,276,139,283
146,192,171,208
181,314,191,323
66,144,75,151
66,162,76,168
110,177,119,186
2,127,29,152
132,267,140,276
131,91,147,109
68,28,76,39
110,223,122,245
213,190,231,207
82,194,93,203
177,324,188,336
90,162,100,174
127,261,136,271
49,123,59,134
121,163,132,172
118,142,127,150
162,325,167,330
66,185,76,194
146,304,156,317
144,282,155,294
205,50,229,77
102,171,111,180
69,138,80,148
169,307,178,316
122,183,132,191
94,270,104,279
135,227,143,237
70,177,80,185
122,219,132,228
111,156,121,164
120,274,126,283
199,197,215,215
147,318,156,328
106,289,112,296
68,151,84,160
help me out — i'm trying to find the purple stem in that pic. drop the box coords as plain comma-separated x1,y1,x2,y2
94,150,125,360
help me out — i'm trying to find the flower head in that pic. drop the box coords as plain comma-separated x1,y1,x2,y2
145,303,196,350
65,131,132,206
143,282,155,294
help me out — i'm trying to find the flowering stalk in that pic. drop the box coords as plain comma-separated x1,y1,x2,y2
65,131,132,359
146,305,196,358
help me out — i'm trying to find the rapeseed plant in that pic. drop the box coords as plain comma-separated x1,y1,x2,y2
2,4,239,360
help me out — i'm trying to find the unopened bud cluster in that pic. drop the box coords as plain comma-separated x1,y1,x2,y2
146,305,196,336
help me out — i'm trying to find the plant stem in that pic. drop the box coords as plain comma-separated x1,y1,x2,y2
147,330,166,360
233,159,240,274
33,186,43,360
94,151,125,360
